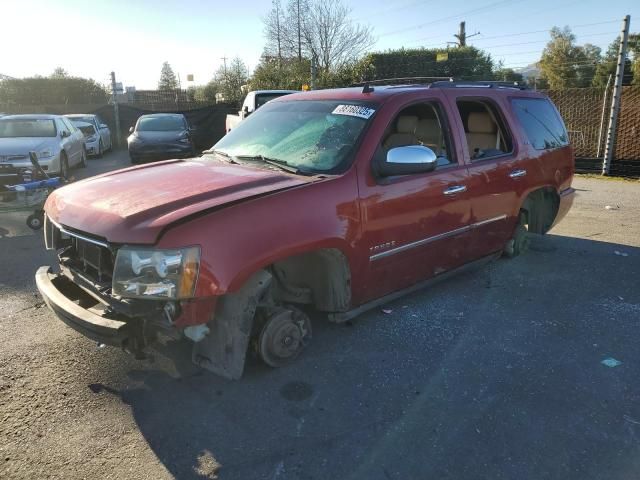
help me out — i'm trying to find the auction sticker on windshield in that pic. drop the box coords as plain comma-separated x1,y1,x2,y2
332,104,376,119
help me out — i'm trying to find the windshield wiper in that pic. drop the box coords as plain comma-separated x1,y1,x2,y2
203,149,239,164
234,155,314,176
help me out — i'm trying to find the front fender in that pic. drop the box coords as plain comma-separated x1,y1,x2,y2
156,171,363,298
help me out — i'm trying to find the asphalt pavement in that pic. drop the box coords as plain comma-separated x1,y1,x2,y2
1,151,639,480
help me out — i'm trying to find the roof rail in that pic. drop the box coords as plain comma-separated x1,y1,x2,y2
429,80,528,90
352,76,453,87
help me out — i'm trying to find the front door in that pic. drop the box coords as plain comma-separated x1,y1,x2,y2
357,98,473,302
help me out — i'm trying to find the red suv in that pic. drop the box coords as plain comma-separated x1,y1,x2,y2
36,81,575,379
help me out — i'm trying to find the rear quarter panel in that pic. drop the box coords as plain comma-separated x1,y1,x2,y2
504,93,574,215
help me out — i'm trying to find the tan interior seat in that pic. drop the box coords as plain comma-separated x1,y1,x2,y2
466,112,497,155
384,115,419,150
416,118,442,153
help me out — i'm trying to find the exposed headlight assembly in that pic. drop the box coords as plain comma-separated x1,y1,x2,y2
112,246,200,299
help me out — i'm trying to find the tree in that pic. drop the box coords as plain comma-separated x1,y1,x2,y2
0,76,108,105
592,34,640,87
262,0,374,78
301,0,374,74
355,46,494,84
51,67,68,79
251,55,310,90
214,57,248,105
538,27,587,89
158,61,178,90
576,43,601,87
493,67,524,83
264,0,286,63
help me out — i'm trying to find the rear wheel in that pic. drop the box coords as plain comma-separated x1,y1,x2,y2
59,154,69,179
504,213,529,258
79,147,87,168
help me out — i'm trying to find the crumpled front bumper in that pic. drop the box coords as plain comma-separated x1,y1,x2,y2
35,266,131,348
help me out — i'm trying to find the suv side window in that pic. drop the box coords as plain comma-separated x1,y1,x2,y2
511,98,569,150
456,99,513,161
380,101,456,169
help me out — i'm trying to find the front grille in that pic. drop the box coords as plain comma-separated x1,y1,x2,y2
47,217,115,284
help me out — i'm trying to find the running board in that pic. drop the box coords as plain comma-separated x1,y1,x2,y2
327,251,501,323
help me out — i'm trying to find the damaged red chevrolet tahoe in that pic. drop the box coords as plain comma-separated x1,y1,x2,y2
36,81,575,379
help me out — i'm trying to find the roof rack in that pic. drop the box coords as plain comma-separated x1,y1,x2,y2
429,80,528,90
352,76,453,87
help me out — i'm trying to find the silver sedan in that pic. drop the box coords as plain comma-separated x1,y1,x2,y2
0,114,86,179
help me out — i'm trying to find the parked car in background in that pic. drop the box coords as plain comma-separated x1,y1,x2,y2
0,114,86,179
36,81,574,380
72,121,101,158
65,114,112,157
226,90,298,132
127,113,195,164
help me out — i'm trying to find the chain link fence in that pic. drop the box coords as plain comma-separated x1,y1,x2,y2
544,86,640,175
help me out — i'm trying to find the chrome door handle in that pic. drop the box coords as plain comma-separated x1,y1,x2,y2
509,169,527,178
443,185,467,195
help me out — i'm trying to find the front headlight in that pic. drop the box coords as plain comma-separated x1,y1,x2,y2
86,135,98,142
112,246,200,299
178,137,190,144
37,150,54,159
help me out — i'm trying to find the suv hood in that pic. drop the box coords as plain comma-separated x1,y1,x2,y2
45,158,311,244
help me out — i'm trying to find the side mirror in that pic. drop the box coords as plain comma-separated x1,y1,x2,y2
129,126,134,133
60,130,70,138
100,124,109,129
377,145,438,177
243,106,250,114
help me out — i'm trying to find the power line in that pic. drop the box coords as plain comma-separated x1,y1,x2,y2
378,0,524,38
408,19,620,45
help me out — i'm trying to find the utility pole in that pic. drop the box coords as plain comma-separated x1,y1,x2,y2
602,15,630,175
453,21,480,47
110,71,121,148
456,21,467,47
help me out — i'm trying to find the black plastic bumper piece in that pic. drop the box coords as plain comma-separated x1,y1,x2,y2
35,266,129,347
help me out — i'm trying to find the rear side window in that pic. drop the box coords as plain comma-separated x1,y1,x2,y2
511,98,569,150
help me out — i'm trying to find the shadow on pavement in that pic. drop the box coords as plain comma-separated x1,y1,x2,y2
82,234,640,480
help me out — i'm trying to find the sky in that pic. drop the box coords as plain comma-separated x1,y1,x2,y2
2,0,638,89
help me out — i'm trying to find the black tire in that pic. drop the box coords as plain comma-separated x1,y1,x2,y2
79,147,87,168
59,153,69,179
97,139,104,158
504,224,529,258
26,213,44,230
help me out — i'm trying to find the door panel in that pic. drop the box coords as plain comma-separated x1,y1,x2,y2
443,93,524,258
359,165,472,302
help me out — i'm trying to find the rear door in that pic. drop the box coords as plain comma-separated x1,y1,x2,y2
444,92,524,257
357,94,473,302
